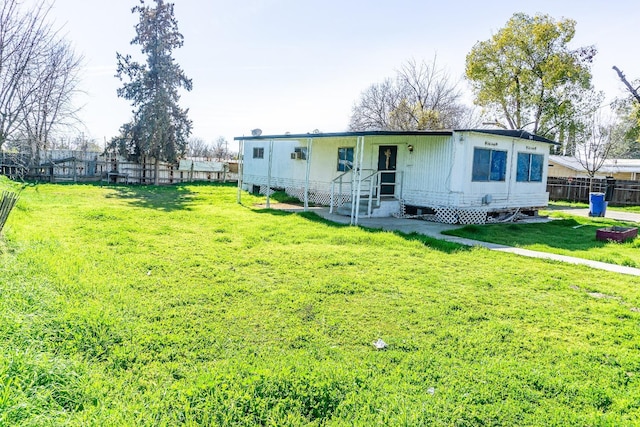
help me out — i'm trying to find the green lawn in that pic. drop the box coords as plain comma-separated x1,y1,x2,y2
444,213,640,268
1,179,640,425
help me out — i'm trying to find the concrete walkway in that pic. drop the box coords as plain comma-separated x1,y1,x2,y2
269,203,640,277
546,206,640,223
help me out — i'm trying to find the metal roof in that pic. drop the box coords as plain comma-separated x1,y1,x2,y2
457,129,559,145
234,129,559,145
178,159,226,172
549,155,640,173
233,130,453,140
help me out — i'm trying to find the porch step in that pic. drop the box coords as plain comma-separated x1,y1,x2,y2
336,198,400,218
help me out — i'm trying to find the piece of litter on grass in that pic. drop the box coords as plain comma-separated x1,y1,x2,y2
572,224,586,229
427,387,435,395
372,338,387,350
147,270,151,276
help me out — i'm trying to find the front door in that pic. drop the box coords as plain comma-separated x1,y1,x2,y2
377,145,397,195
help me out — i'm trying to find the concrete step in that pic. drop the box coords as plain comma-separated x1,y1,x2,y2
336,198,400,218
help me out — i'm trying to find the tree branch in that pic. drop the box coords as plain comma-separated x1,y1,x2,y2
613,65,640,103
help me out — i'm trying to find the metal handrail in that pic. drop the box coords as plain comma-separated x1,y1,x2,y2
330,169,401,219
329,169,353,213
330,168,376,213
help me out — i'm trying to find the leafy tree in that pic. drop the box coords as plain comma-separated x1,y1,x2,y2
112,0,192,184
465,13,596,139
350,57,472,131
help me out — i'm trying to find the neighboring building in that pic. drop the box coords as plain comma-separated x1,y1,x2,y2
235,130,558,224
177,159,236,182
548,155,640,181
0,149,238,184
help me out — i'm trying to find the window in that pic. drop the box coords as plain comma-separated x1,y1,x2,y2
516,153,544,182
337,147,354,171
293,147,307,160
472,148,507,181
252,147,264,159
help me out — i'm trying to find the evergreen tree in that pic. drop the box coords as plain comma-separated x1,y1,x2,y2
112,0,192,183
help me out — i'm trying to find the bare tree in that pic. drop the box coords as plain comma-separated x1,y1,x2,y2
349,78,401,131
0,0,51,149
187,137,213,158
0,0,83,163
211,136,229,160
187,136,230,160
22,40,82,166
349,57,469,131
574,112,616,190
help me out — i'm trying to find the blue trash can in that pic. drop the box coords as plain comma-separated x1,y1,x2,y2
589,192,606,217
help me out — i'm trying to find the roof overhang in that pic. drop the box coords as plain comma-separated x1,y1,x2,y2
234,129,559,145
233,130,453,141
458,129,560,145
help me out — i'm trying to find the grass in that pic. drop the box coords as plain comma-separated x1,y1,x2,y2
444,212,640,268
1,177,640,425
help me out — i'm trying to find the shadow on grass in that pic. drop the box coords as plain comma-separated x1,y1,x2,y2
443,217,639,252
253,208,470,254
105,184,198,211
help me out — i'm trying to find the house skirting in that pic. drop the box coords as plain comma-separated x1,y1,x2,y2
246,178,538,225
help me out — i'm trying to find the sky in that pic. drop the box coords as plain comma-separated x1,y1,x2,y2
35,0,640,151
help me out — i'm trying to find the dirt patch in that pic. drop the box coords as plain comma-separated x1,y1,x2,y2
587,292,619,300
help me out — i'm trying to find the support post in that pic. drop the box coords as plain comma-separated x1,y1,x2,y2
237,139,244,204
351,136,365,225
304,138,313,211
266,139,274,209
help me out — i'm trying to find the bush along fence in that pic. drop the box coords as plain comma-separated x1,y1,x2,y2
547,177,640,206
0,191,19,232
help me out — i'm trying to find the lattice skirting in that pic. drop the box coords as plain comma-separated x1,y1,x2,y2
257,185,350,206
457,209,487,225
258,185,276,196
434,207,487,225
286,188,351,206
392,199,407,218
257,183,487,224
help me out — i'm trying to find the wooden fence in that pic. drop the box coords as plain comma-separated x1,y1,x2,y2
0,151,238,185
547,177,640,206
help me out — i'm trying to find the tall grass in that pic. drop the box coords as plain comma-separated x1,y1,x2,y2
1,180,639,425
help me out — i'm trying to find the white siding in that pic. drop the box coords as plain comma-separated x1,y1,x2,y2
241,132,552,212
398,135,458,206
455,132,550,209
